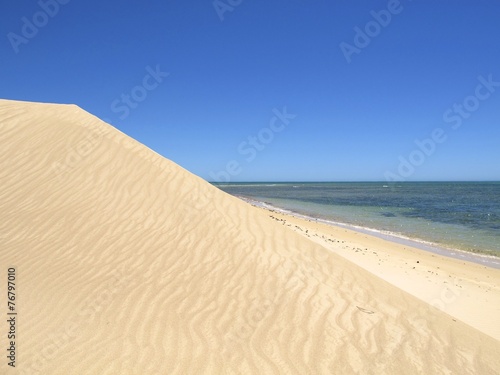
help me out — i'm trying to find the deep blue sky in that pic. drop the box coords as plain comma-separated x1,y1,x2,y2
1,0,499,181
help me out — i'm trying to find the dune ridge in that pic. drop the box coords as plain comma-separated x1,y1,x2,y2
1,99,499,374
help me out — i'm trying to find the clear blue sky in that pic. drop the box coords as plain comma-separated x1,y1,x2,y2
1,0,499,182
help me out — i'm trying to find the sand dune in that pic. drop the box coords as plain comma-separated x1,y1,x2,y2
1,99,499,374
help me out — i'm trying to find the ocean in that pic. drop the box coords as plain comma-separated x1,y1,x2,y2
213,182,500,259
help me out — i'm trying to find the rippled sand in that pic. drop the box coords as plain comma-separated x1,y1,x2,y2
1,99,499,374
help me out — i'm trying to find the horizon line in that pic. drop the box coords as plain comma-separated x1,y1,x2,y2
208,180,500,184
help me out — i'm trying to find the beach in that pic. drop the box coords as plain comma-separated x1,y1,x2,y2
1,99,500,374
214,182,500,259
243,200,500,341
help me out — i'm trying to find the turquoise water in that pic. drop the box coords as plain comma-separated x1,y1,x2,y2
213,182,500,257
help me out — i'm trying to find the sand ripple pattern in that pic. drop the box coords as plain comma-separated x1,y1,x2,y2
0,100,499,374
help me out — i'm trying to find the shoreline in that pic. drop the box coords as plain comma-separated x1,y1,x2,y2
241,195,500,341
237,196,500,270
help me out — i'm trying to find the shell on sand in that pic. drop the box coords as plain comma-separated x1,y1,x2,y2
0,99,499,374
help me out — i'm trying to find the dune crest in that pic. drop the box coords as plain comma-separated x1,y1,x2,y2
0,99,499,374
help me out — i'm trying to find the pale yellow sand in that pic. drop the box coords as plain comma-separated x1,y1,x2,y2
1,99,499,374
256,206,500,341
